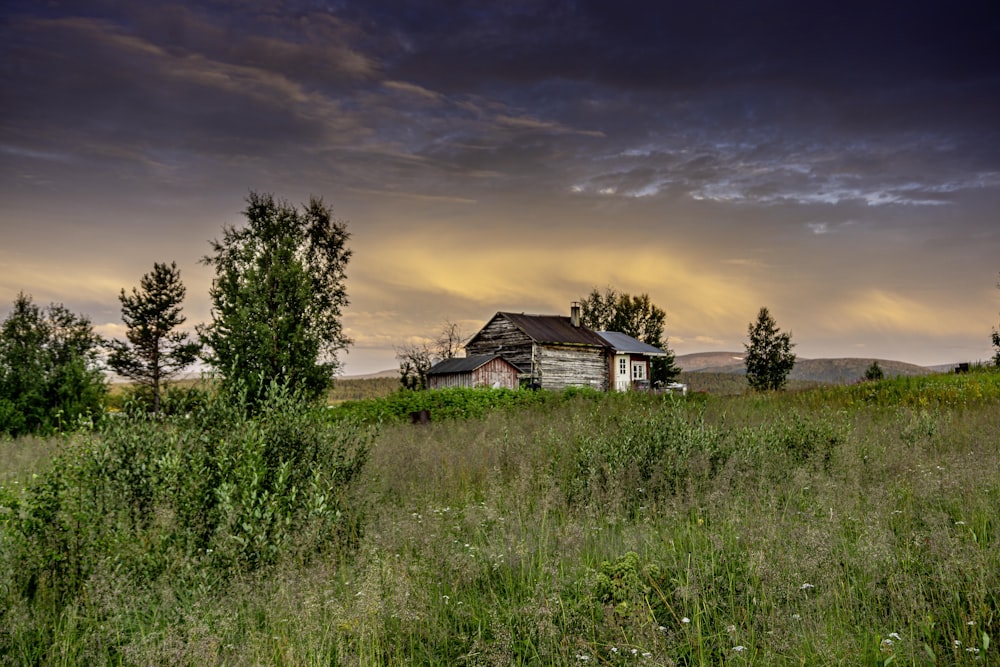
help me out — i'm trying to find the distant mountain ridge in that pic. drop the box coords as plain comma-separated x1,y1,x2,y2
676,352,935,385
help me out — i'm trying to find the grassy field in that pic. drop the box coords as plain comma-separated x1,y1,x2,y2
1,371,998,665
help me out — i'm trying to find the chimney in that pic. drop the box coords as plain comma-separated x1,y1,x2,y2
570,302,581,327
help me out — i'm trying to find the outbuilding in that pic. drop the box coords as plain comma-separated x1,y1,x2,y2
426,354,521,390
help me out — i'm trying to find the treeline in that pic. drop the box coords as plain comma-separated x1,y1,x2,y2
0,192,351,437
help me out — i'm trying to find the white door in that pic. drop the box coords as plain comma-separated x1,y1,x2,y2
615,354,630,391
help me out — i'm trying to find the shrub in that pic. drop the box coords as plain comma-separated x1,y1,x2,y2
0,382,372,619
326,386,600,424
571,403,726,506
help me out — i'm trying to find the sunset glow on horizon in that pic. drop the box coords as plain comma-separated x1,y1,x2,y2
2,1,999,375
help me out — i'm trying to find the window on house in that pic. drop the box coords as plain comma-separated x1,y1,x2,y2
632,361,646,381
618,357,628,375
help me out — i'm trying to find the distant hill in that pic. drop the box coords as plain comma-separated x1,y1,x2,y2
676,352,935,385
675,352,748,372
343,368,399,380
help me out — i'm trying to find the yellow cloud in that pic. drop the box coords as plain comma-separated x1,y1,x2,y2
824,289,970,336
347,226,758,350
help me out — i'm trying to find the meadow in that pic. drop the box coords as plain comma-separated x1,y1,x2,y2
1,371,998,666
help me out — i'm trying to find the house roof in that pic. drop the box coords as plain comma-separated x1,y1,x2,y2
489,312,610,347
596,331,670,357
427,354,517,375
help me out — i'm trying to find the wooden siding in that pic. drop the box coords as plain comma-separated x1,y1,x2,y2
465,316,534,371
536,344,608,391
465,312,610,390
427,357,520,390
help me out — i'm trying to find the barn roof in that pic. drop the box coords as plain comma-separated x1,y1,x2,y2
491,312,610,347
427,354,516,375
596,331,670,357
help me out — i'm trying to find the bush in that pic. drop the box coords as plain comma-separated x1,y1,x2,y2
0,382,372,619
327,385,604,424
117,382,211,417
571,403,726,506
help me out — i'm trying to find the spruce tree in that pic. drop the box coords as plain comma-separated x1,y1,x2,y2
744,307,796,391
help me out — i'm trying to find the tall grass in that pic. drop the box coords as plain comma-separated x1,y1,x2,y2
1,372,998,665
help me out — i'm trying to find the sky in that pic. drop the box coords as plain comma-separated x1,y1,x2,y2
2,0,999,375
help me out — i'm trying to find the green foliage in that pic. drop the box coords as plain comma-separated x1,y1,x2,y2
106,262,200,415
0,293,106,436
745,306,796,391
579,286,680,384
326,385,603,424
572,402,726,506
864,360,885,382
992,328,1000,367
593,551,646,607
0,383,371,625
118,381,212,417
571,401,844,509
4,370,1000,664
200,192,352,408
833,366,1000,408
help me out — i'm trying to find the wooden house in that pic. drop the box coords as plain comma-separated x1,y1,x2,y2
596,330,672,392
426,354,520,390
464,308,611,390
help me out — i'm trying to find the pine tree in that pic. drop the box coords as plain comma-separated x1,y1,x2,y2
107,262,200,414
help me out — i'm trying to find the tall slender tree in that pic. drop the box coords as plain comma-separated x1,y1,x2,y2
200,192,352,406
744,307,796,391
107,262,200,414
579,287,680,384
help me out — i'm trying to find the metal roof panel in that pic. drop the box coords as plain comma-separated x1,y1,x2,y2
499,312,609,347
596,331,669,356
